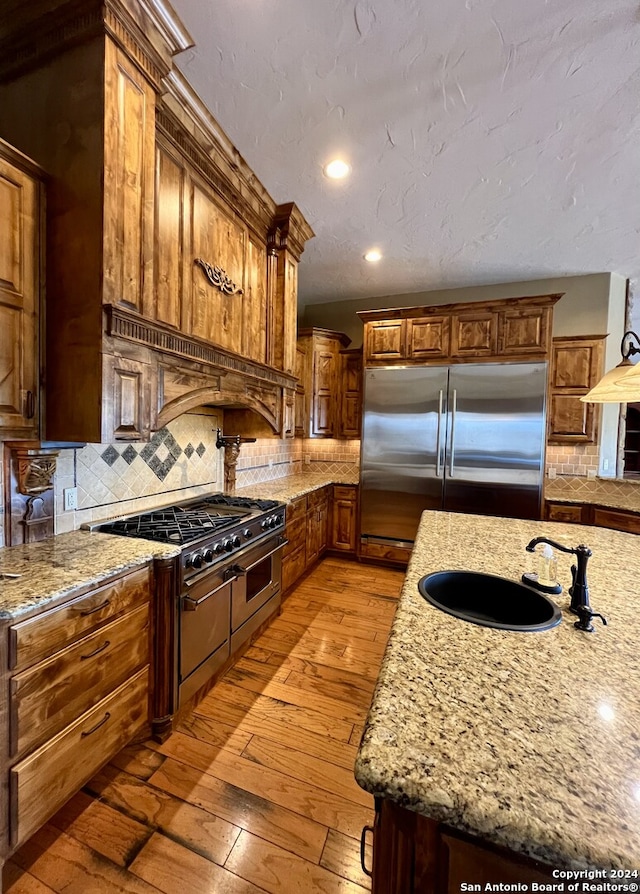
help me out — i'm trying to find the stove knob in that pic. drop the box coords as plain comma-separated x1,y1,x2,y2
190,552,204,569
276,514,284,526
214,542,224,555
232,535,242,548
203,548,214,562
269,515,278,529
261,519,269,530
223,539,234,552
243,528,252,539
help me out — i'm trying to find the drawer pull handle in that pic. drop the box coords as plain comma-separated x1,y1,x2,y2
81,711,111,738
25,390,35,419
360,824,374,877
79,599,110,616
80,640,111,660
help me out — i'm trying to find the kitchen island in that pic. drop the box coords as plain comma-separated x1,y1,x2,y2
355,510,640,882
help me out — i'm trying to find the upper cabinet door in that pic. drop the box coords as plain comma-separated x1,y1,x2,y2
365,320,406,361
450,311,498,358
103,41,155,314
0,153,40,436
189,182,245,353
406,316,450,360
498,307,551,355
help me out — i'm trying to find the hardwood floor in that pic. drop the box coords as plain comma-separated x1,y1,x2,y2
4,556,404,894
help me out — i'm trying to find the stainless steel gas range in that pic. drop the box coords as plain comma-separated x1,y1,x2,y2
89,493,287,704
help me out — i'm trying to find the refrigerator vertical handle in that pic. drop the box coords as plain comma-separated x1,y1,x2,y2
436,389,444,477
449,389,457,477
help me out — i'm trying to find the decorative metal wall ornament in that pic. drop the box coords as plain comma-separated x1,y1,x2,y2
194,258,243,295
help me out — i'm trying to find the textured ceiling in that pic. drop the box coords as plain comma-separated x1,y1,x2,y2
170,0,640,308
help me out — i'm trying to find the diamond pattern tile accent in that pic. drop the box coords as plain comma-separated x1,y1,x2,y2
101,445,119,467
196,442,206,457
184,443,195,459
121,445,138,465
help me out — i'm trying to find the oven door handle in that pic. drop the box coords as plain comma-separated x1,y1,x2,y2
182,578,231,611
242,538,288,574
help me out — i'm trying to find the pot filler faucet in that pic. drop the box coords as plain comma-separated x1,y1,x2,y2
525,537,608,633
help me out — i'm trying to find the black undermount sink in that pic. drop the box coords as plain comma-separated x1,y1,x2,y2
417,570,562,632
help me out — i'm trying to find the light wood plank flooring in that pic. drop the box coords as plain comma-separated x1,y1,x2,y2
4,556,404,894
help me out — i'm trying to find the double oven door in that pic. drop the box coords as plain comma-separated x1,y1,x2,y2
179,534,285,703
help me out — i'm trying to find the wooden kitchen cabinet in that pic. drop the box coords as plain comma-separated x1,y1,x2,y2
282,485,338,593
2,565,153,855
330,485,358,554
0,141,43,438
297,328,351,437
406,316,450,360
358,294,560,367
368,798,555,894
0,1,312,443
365,319,406,361
450,309,498,358
548,335,605,443
306,486,330,567
282,495,307,594
545,499,640,534
338,348,363,438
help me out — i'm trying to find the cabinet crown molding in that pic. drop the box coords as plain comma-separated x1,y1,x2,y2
356,292,564,323
0,0,192,87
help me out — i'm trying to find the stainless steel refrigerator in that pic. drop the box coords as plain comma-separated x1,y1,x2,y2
360,362,547,545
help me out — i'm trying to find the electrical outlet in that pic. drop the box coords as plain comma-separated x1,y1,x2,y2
304,454,311,465
63,487,78,511
603,458,609,471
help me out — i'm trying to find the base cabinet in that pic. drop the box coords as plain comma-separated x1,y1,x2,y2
1,565,153,859
330,485,358,554
545,500,640,534
282,484,359,592
369,799,555,894
306,487,330,567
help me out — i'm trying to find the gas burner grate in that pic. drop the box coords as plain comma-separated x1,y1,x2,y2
202,494,280,512
97,506,246,545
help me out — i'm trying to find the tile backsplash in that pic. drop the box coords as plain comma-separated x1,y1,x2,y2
49,421,360,535
545,444,599,478
54,410,225,532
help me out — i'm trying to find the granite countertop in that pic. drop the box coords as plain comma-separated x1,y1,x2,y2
0,531,179,621
235,469,359,503
0,472,358,622
355,510,640,870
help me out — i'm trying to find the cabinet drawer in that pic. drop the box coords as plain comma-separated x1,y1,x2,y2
333,485,357,502
11,604,150,759
287,496,307,524
592,507,640,534
546,502,584,524
308,486,329,509
9,566,151,671
10,666,149,848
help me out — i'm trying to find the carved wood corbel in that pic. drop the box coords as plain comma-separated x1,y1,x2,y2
3,443,60,546
215,430,256,493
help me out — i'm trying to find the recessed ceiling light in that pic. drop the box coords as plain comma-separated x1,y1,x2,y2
364,249,382,263
323,159,351,180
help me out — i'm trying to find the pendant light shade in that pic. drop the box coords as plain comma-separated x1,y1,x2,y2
581,332,640,404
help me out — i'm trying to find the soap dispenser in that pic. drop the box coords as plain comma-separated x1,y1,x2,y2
522,543,562,594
